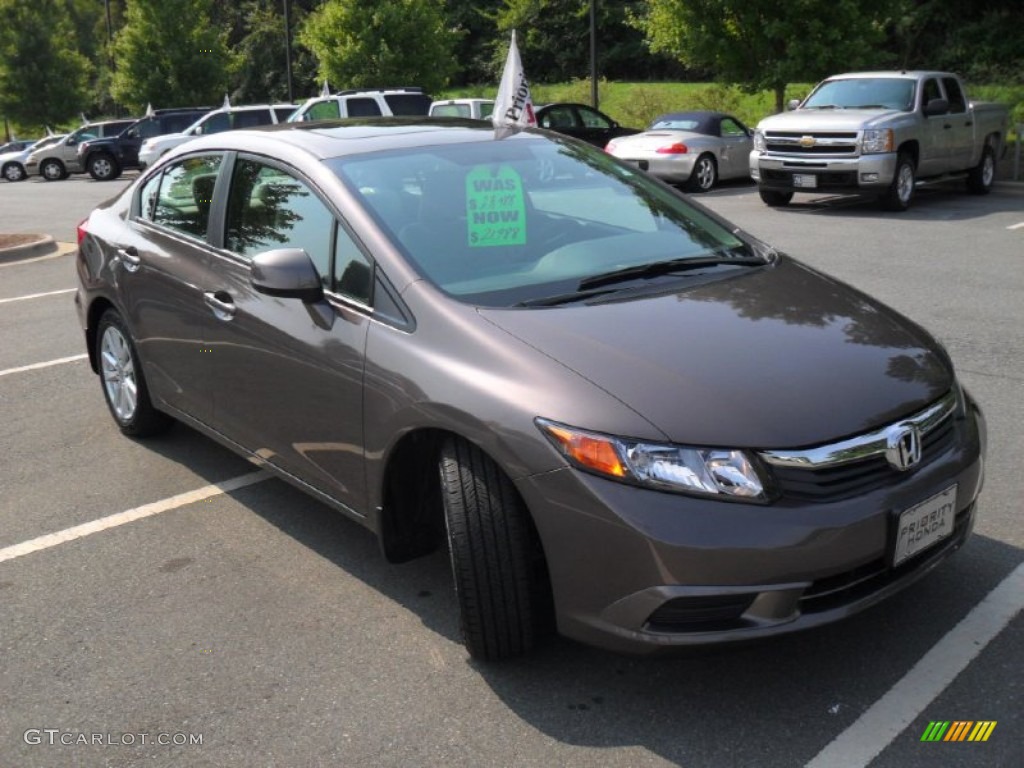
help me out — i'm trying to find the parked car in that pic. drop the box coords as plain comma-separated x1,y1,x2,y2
1,135,64,182
750,70,1009,210
76,119,985,661
288,87,432,122
0,138,36,154
605,111,754,192
136,103,297,171
78,107,212,181
429,98,494,120
25,119,135,180
534,102,638,147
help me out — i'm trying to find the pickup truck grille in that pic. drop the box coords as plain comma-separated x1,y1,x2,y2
764,131,859,156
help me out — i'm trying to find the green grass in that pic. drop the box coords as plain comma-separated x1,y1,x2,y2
443,80,1024,139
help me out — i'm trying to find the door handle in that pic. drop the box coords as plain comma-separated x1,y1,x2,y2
965,121,973,127
943,124,952,130
203,291,236,320
115,246,141,273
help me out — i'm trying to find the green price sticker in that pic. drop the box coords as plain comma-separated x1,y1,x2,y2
465,165,527,247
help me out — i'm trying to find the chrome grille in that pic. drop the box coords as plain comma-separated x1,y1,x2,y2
762,391,959,502
764,131,858,156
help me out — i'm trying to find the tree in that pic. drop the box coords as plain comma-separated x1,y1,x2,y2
232,0,320,103
298,0,456,96
111,0,237,112
634,0,887,112
0,0,92,130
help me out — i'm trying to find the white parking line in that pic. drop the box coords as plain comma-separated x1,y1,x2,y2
0,470,269,564
0,287,75,304
1008,222,1024,231
806,561,1024,768
0,354,88,378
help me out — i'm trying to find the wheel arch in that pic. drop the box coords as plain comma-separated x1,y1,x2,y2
84,296,117,373
896,140,919,167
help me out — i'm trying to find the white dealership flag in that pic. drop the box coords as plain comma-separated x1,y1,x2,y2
493,30,536,130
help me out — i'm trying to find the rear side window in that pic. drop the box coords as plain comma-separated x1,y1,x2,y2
345,98,382,117
232,110,272,129
384,94,431,115
274,107,296,122
197,113,230,135
141,155,223,240
164,114,199,133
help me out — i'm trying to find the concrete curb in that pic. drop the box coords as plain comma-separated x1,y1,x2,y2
0,236,77,265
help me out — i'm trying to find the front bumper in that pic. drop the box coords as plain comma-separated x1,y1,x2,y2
750,151,897,193
516,398,985,654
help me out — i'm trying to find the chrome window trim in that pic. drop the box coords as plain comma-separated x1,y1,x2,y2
760,390,957,469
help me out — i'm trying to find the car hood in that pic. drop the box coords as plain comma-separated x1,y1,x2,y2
478,257,952,448
758,109,903,132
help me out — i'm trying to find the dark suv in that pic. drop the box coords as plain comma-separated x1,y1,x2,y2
78,107,211,181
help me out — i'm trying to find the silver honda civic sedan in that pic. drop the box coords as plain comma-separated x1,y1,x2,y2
75,119,986,660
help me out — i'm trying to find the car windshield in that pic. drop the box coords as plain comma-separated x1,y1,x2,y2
803,78,915,111
650,118,701,130
330,135,753,307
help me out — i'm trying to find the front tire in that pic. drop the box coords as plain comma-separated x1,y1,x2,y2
759,188,793,207
687,154,718,192
880,153,915,211
88,153,121,181
2,162,25,182
966,144,995,195
40,159,66,181
96,310,172,437
439,437,547,661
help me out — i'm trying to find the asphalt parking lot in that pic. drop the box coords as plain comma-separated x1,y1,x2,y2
1,171,1022,768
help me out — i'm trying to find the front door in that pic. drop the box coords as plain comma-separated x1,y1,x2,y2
201,156,371,514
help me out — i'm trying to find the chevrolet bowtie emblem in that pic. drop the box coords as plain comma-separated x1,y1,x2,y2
799,135,817,148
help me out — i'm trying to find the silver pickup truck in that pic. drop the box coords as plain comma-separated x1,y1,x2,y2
749,71,1009,210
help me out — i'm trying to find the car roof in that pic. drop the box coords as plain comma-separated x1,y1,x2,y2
178,117,533,161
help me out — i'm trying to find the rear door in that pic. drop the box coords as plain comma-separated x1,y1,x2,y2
201,155,371,513
942,77,974,171
116,154,226,423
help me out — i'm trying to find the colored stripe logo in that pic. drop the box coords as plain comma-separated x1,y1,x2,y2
920,721,997,742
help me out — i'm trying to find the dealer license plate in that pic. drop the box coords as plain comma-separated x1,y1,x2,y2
793,174,817,188
893,484,957,567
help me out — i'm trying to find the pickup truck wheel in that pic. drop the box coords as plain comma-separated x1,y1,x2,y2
40,159,66,181
88,153,120,181
687,154,718,192
759,188,793,207
880,154,915,211
966,145,995,195
438,436,547,660
2,162,26,182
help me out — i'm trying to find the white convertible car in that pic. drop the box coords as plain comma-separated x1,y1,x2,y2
605,110,753,192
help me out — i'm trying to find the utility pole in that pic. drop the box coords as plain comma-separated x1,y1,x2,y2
283,0,294,103
589,0,598,109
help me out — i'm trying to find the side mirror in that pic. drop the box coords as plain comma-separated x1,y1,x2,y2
251,248,323,303
67,138,77,146
787,99,802,111
924,98,948,116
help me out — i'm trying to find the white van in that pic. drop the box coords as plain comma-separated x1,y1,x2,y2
288,88,431,122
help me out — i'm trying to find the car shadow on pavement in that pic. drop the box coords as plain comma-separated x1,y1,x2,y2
138,426,1020,765
763,182,1024,221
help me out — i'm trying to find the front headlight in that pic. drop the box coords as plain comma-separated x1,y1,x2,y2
537,419,770,501
861,128,894,154
753,130,766,152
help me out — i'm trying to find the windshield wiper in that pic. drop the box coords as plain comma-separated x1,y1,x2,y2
850,104,889,109
514,288,620,307
807,104,842,110
577,252,765,292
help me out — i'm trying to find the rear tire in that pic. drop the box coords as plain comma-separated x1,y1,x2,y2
40,159,66,181
438,437,547,661
758,188,793,207
687,154,718,192
880,153,915,211
966,144,995,195
88,152,120,181
96,309,172,437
